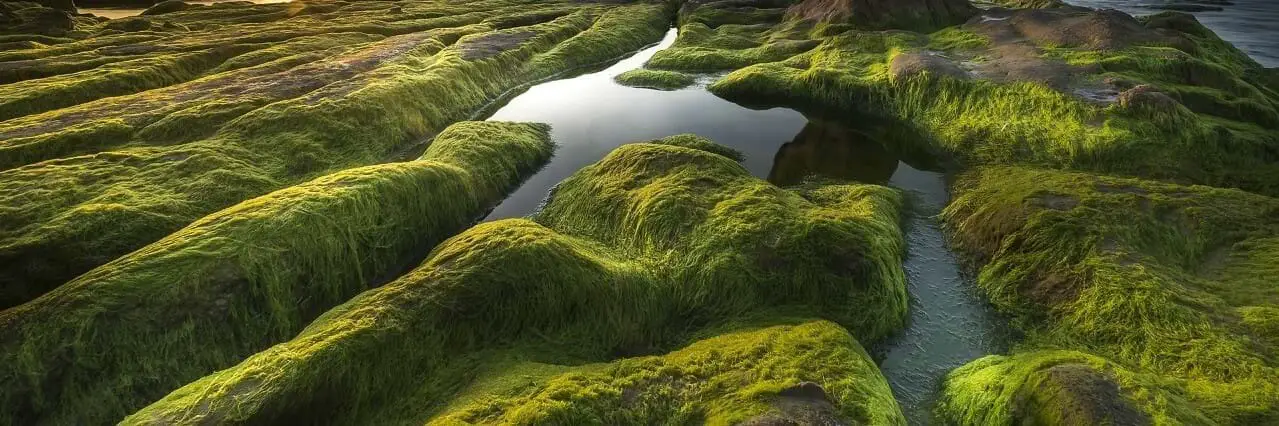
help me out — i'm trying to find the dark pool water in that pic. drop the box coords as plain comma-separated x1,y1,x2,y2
1065,0,1279,67
483,29,1009,424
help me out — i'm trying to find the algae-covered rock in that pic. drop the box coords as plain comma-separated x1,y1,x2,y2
0,121,553,425
126,136,908,424
431,321,905,425
938,350,1198,425
615,68,696,90
787,0,978,32
0,1,671,309
707,5,1279,195
141,0,195,16
941,165,1279,423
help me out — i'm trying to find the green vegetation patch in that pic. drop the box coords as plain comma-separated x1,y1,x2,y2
126,136,908,425
940,165,1279,423
0,121,554,425
938,350,1207,425
432,321,904,425
0,0,671,308
704,9,1279,195
615,68,696,90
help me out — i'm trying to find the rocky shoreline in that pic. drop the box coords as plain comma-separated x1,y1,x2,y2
0,0,1276,424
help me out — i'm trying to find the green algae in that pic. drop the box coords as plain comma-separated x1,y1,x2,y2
430,321,904,425
0,0,671,308
0,121,554,426
696,8,1279,195
615,68,696,90
125,136,908,425
938,350,1207,425
940,165,1279,424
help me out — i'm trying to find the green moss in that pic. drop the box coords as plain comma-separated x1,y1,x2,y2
646,133,746,161
0,121,553,425
938,350,1209,425
940,165,1279,423
431,321,904,425
708,19,1279,194
0,0,671,308
615,68,697,90
125,136,907,425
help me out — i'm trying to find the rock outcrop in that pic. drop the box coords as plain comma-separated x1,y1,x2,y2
787,0,978,31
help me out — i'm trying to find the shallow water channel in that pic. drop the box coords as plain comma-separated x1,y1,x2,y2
482,29,1009,423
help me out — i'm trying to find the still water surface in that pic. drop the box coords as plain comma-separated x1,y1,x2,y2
483,29,1009,424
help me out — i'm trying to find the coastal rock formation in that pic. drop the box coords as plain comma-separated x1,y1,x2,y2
787,0,978,32
125,136,909,424
0,121,554,424
0,0,671,309
940,166,1279,423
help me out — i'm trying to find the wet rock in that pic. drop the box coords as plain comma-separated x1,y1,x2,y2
890,52,969,81
788,0,978,32
1117,84,1181,112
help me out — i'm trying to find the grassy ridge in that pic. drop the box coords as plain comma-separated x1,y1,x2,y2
940,166,1279,423
125,137,908,425
0,0,671,308
0,121,553,426
430,321,904,425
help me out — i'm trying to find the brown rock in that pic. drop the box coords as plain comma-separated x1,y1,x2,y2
890,52,969,81
788,0,978,32
1117,84,1181,111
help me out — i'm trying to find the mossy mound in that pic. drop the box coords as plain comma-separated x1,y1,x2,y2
647,0,820,72
786,0,977,33
126,136,908,424
614,68,696,90
431,321,904,425
0,121,553,425
697,6,1279,195
938,350,1202,425
0,0,671,308
939,165,1279,423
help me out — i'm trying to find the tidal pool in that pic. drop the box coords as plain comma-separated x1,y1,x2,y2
482,28,1009,424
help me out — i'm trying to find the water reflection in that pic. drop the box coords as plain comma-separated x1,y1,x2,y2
767,119,899,186
478,27,1008,426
